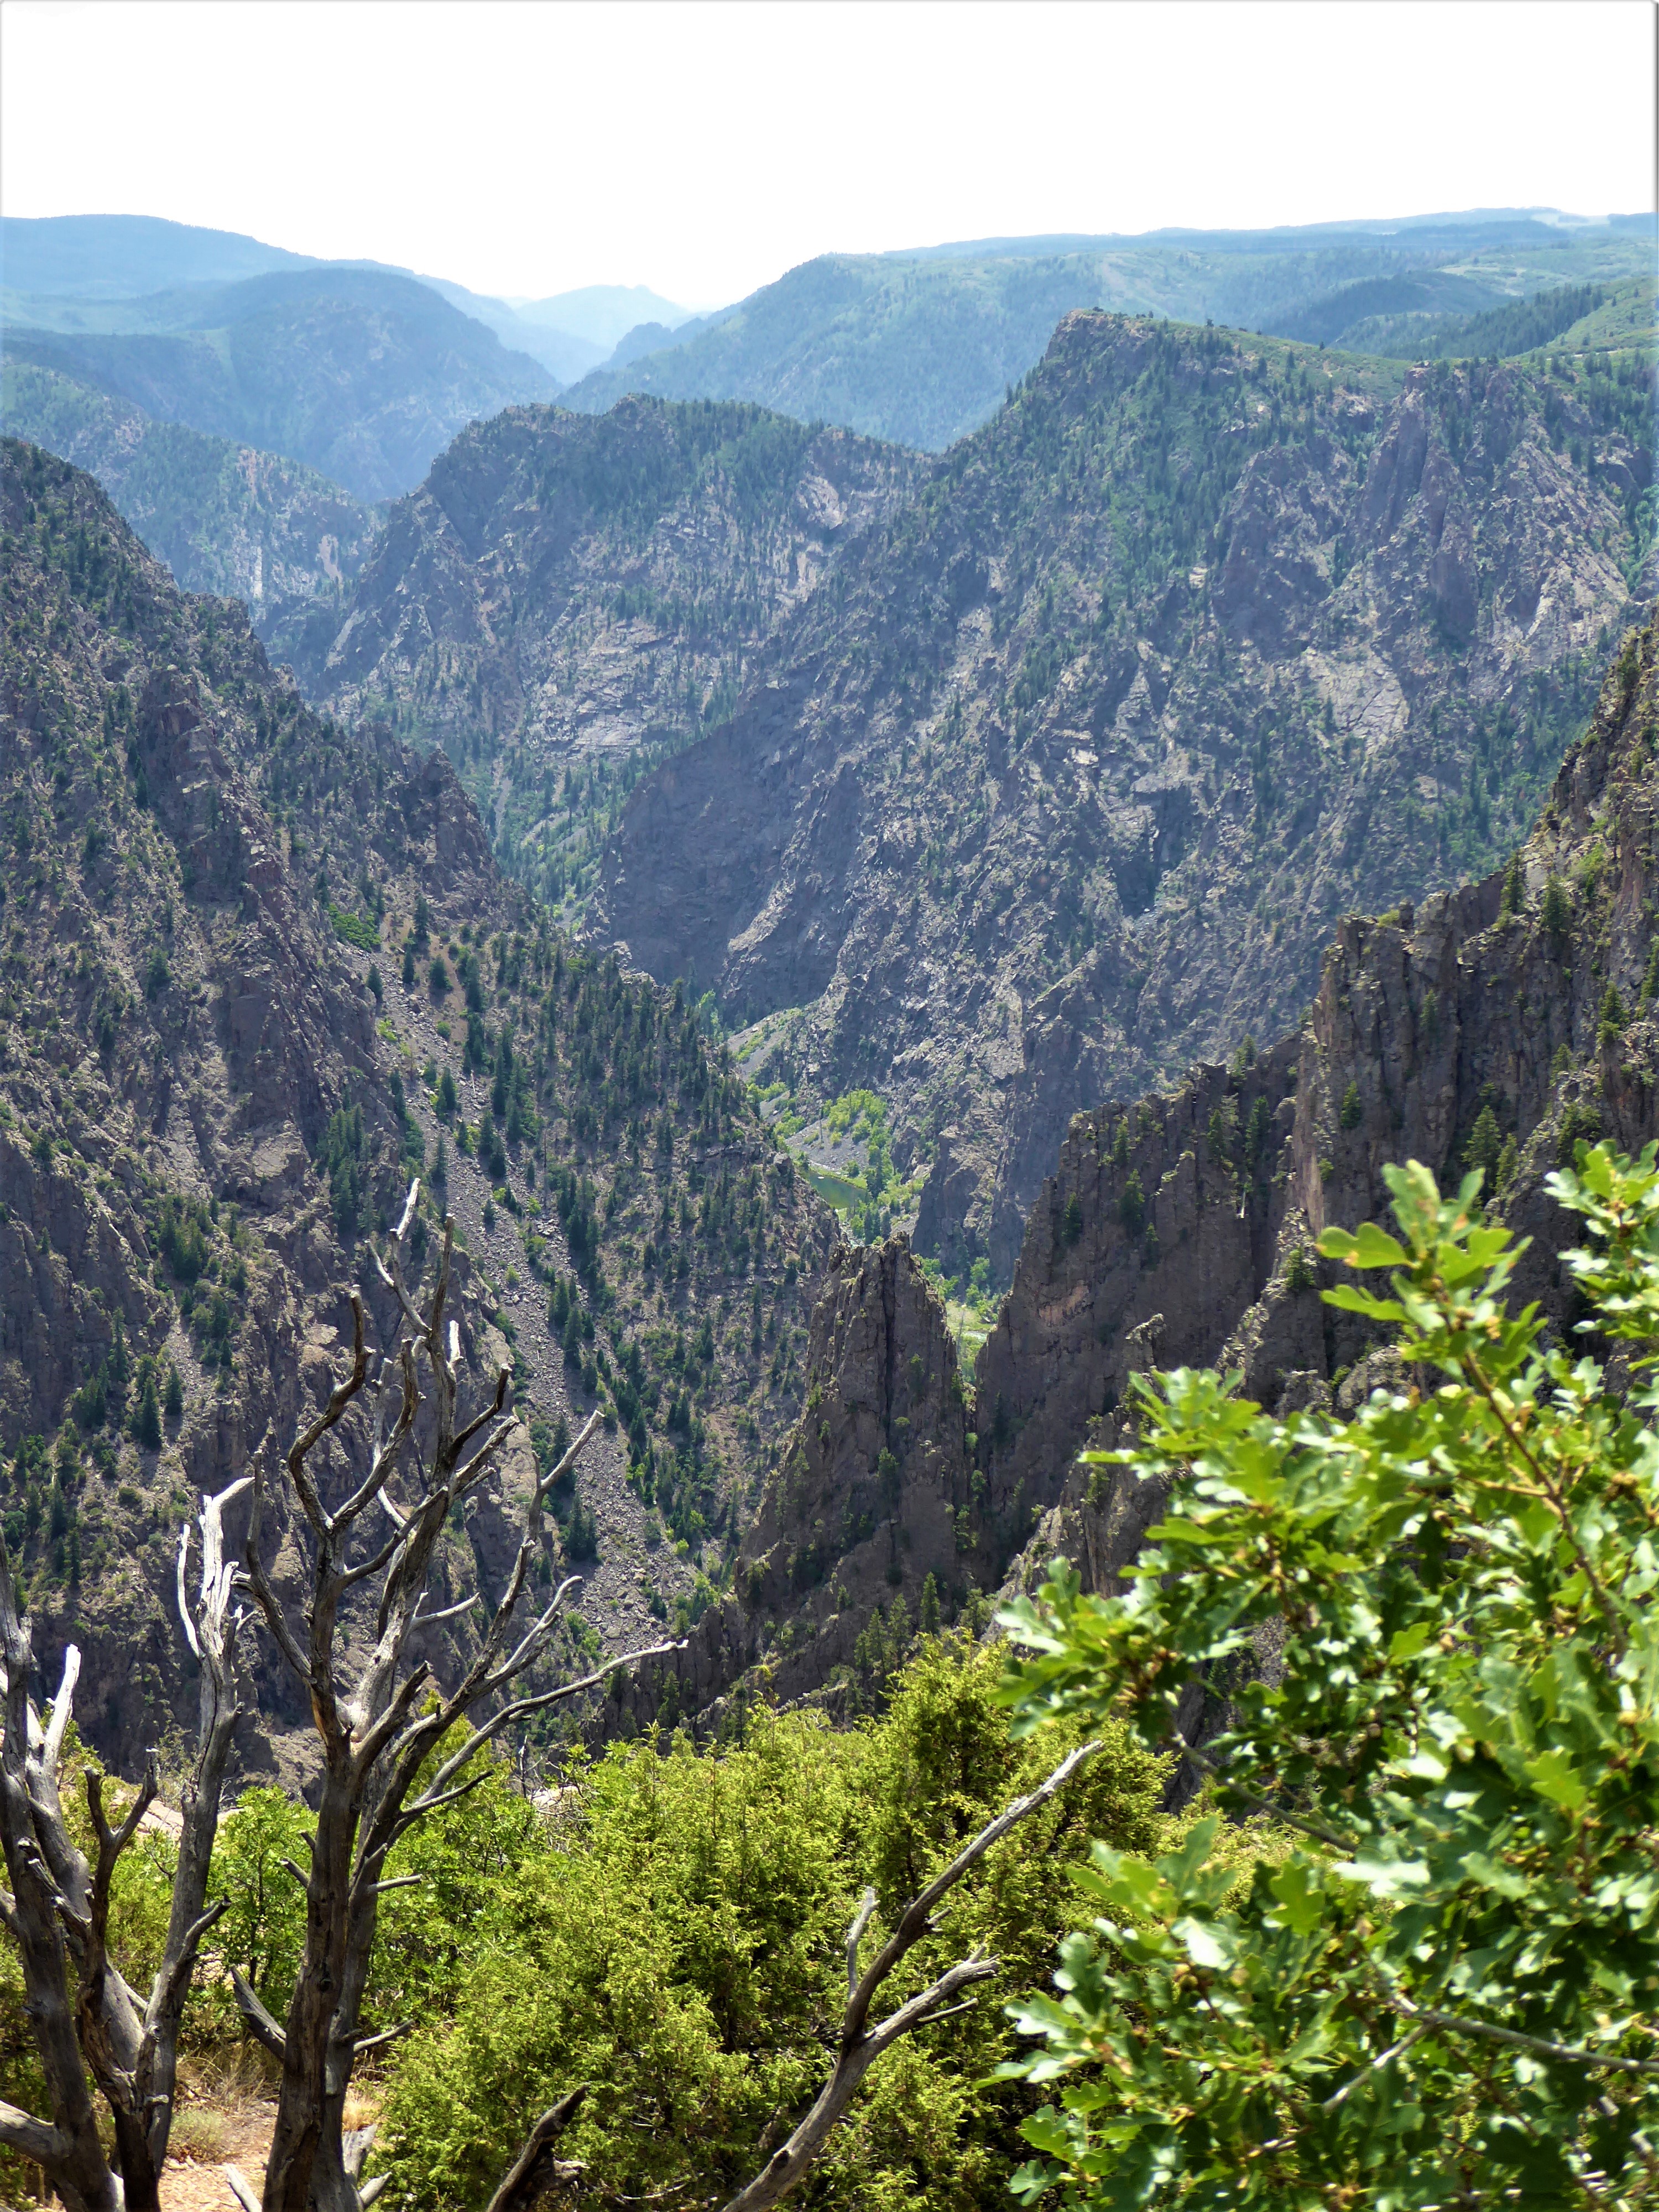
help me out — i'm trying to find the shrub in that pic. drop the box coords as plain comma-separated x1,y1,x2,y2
374,1641,1166,2212
998,1143,1659,2204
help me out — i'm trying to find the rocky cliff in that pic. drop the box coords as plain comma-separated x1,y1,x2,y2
594,314,1652,1274
2,357,381,641
299,396,925,916
619,605,1659,1731
0,440,834,1786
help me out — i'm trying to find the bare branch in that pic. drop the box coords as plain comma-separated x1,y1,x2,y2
223,2162,262,2212
285,1294,371,1535
350,2020,414,2058
713,1739,1099,2212
537,1410,602,1501
848,1739,1099,2034
228,1968,286,2061
0,2099,64,2166
413,1589,478,1626
332,1338,420,1531
40,1645,81,1776
846,1887,877,2002
484,2087,588,2212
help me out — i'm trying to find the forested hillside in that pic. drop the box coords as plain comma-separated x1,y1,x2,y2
2,268,555,500
300,395,926,918
1,356,382,635
0,439,834,1787
562,221,1653,451
594,311,1653,1271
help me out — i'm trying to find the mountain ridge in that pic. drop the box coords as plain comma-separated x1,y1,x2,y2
593,310,1650,1271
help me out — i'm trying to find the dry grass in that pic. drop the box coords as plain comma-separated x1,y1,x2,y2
168,2107,229,2164
341,2086,382,2133
177,2039,280,2117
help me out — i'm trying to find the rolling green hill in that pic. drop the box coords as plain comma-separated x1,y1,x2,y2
561,225,1654,454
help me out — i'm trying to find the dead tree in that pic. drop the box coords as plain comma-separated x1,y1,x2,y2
0,1475,255,2212
229,1187,677,2212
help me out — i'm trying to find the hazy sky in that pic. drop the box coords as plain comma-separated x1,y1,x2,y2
3,1,1652,309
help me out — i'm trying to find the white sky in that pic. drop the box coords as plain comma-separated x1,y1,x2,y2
2,0,1653,310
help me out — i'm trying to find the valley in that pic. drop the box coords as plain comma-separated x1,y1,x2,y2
0,175,1656,2212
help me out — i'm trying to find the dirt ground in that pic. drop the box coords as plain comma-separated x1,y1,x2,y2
156,2100,274,2212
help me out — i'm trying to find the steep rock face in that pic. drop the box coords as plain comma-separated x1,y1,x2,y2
611,1233,969,1731
993,607,1659,1599
298,398,926,912
625,608,1659,1729
0,358,380,639
595,316,1650,1273
0,440,833,1786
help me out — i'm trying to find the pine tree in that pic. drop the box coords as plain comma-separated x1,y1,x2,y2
1541,873,1571,944
1465,1102,1503,1185
1500,852,1524,917
1598,982,1627,1048
132,1373,162,1451
164,1364,185,1420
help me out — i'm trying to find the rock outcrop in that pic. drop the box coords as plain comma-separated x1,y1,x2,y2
622,606,1659,1730
0,440,833,1786
594,316,1650,1272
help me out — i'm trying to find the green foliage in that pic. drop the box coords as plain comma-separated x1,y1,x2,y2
997,1143,1659,2206
1338,1079,1363,1130
1464,1099,1503,1183
316,1103,367,1242
374,1639,1167,2212
1600,981,1629,1048
1500,851,1524,916
156,1192,210,1282
129,1368,161,1449
210,1786,311,2012
1542,871,1572,942
329,904,380,951
1118,1171,1145,1238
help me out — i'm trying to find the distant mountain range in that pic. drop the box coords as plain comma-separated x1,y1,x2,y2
561,211,1655,451
0,212,695,383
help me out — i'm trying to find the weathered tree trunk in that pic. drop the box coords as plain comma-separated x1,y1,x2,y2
0,1580,122,2212
0,1479,254,2212
242,1195,677,2212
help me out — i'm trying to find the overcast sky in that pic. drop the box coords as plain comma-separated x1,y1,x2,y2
3,1,1652,310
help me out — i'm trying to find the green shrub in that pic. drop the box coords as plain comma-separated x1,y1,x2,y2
373,1641,1167,2212
997,1143,1659,2205
329,905,380,951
